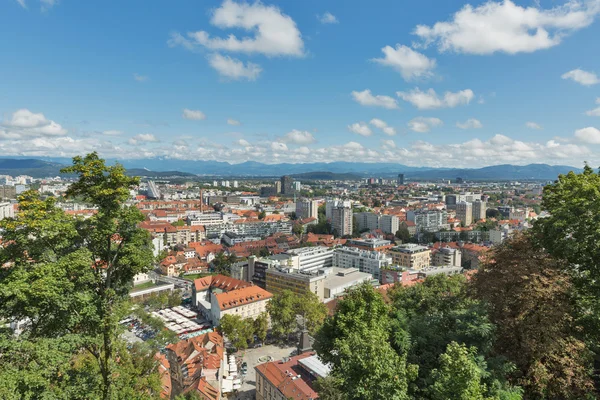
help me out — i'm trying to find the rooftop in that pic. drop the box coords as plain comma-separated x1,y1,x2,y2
214,285,273,311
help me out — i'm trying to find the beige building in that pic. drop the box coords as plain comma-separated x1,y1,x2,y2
456,201,473,226
432,246,462,267
211,285,272,325
389,244,431,270
472,200,487,222
331,206,353,237
265,268,326,301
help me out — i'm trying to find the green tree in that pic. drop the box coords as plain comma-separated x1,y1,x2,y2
395,226,411,243
471,233,594,399
314,283,411,400
313,376,346,400
292,222,304,235
253,312,269,343
295,291,328,334
171,220,186,227
0,153,156,400
258,210,266,220
219,314,254,350
266,290,298,339
429,342,491,400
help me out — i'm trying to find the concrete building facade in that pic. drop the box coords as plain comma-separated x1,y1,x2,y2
389,244,431,270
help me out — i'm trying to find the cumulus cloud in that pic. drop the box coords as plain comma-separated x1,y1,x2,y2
348,122,373,136
169,0,304,57
351,89,399,109
133,73,148,82
562,68,600,86
208,54,262,81
586,98,600,116
182,108,207,120
282,129,316,145
372,44,436,81
381,139,396,149
408,117,444,133
369,118,396,135
456,118,483,129
17,0,58,10
271,141,288,151
397,88,474,109
414,0,600,55
318,12,338,24
2,108,67,137
525,121,543,130
237,139,251,146
227,118,241,125
575,127,600,144
129,134,159,145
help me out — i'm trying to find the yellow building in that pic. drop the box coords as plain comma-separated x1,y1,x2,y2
389,244,431,270
265,268,326,301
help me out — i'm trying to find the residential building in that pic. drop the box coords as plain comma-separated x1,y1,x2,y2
211,285,272,325
333,246,392,281
0,202,14,220
147,181,161,199
296,199,319,220
255,352,329,400
345,238,393,251
203,220,293,240
445,194,457,209
354,212,400,234
510,208,528,221
192,275,254,323
472,200,487,222
322,267,374,299
406,209,449,232
389,244,431,270
164,332,224,399
456,202,473,226
285,246,335,272
293,181,302,191
432,246,462,267
0,185,16,199
265,268,327,301
325,199,351,221
331,206,353,237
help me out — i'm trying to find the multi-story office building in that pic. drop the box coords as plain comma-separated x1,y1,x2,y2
285,246,334,272
406,209,449,232
333,246,392,281
331,206,353,237
296,199,319,220
354,212,400,234
472,200,487,222
456,202,473,226
432,246,462,267
398,174,405,185
265,268,327,300
445,194,457,209
389,244,431,270
274,180,282,194
280,176,293,195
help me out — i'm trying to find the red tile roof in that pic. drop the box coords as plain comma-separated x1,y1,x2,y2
255,352,319,400
193,274,252,292
214,285,273,311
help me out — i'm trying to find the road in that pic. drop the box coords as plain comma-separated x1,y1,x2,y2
149,271,192,289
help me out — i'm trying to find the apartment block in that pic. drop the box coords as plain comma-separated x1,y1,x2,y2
456,202,473,226
331,206,353,237
333,246,392,281
389,244,431,270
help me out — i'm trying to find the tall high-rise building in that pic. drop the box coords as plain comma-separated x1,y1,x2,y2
331,206,353,237
280,176,293,195
274,180,282,194
445,194,457,209
472,200,487,222
296,199,319,220
456,202,473,226
398,174,405,185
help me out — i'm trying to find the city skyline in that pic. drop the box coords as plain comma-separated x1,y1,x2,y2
1,0,600,167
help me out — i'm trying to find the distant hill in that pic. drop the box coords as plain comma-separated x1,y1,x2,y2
0,157,581,181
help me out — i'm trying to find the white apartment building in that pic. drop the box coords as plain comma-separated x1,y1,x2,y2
406,209,449,232
0,202,14,220
325,199,351,221
203,220,293,239
331,206,353,237
472,200,487,222
296,199,319,220
333,246,392,281
432,247,462,267
353,213,400,234
456,202,473,226
285,246,335,272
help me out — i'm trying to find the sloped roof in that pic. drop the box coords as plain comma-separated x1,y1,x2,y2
193,274,252,292
214,285,273,311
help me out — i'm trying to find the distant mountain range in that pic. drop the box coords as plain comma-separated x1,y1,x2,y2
0,157,582,181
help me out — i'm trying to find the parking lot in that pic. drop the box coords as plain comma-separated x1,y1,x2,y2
229,344,297,400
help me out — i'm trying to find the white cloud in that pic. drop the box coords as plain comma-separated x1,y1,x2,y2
237,139,251,146
182,108,207,120
525,121,543,130
318,12,338,24
227,118,241,126
129,134,159,145
456,118,483,129
2,108,67,137
575,127,600,144
397,88,474,109
369,118,396,135
381,139,396,149
171,0,304,57
348,122,373,136
282,129,316,145
586,98,600,116
351,89,399,109
271,141,288,151
372,44,436,81
16,0,26,8
208,54,262,81
133,73,148,82
414,0,600,55
102,130,122,136
562,68,600,86
408,117,443,133
40,0,56,9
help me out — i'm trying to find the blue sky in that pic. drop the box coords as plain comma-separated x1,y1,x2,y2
1,0,599,167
